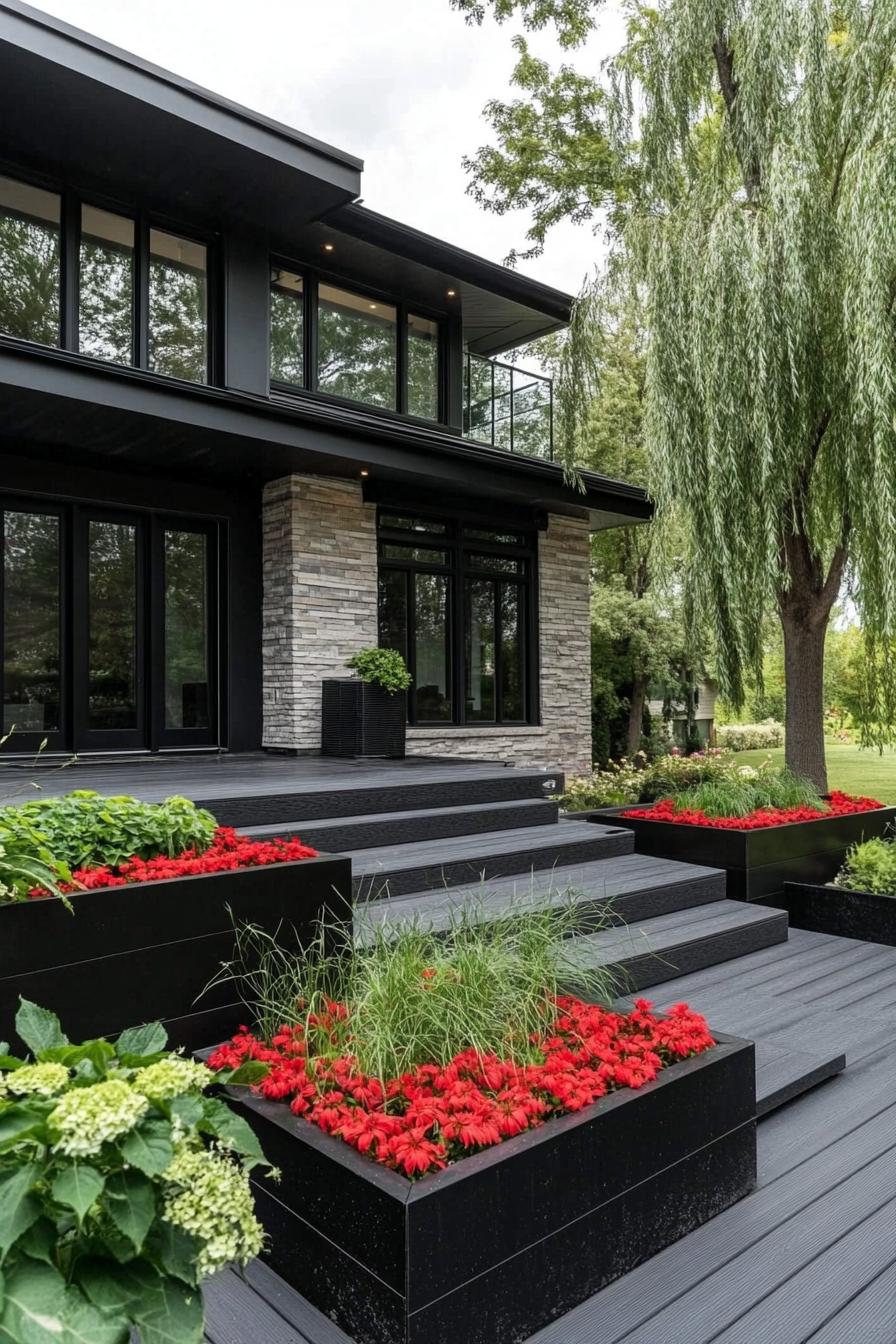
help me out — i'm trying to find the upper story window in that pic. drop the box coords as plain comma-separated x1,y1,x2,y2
269,265,443,423
0,171,211,385
0,175,61,346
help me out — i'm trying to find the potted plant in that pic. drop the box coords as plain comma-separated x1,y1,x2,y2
783,835,896,945
0,998,273,1343
321,648,412,759
610,770,896,903
201,912,756,1344
0,791,351,1052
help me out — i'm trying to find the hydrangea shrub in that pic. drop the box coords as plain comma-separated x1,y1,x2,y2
0,999,272,1343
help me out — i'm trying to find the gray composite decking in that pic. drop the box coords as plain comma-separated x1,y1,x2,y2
202,927,896,1344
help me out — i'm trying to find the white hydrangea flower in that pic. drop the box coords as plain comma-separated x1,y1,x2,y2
133,1058,213,1103
50,1079,149,1157
163,1146,263,1278
3,1062,70,1098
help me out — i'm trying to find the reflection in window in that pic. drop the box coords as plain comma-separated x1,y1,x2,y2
414,573,451,722
148,229,207,382
0,176,60,346
501,583,525,721
270,267,303,386
466,579,495,722
79,206,134,364
87,521,137,731
2,511,61,734
407,314,439,420
164,530,210,730
318,284,396,409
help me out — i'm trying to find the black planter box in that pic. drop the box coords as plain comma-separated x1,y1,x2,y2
782,881,896,946
321,679,407,758
0,856,351,1052
213,1034,755,1344
606,805,896,903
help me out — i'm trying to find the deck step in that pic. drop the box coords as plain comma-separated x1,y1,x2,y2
357,853,727,938
243,798,559,852
196,766,565,828
569,899,789,993
350,821,633,900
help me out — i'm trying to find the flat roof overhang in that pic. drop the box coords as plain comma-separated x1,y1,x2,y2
0,1,362,233
0,344,652,531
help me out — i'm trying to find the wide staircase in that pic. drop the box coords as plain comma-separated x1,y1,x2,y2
227,759,846,1117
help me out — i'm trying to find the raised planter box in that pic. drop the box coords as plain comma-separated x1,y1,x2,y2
782,881,896,946
605,805,896,903
210,1034,756,1344
0,856,351,1052
321,679,406,758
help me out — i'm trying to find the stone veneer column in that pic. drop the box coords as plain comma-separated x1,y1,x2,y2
262,474,378,752
406,512,593,780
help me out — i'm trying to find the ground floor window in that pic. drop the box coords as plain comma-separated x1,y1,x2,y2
377,510,537,726
0,498,220,753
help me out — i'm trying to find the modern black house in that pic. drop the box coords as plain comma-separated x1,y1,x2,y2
0,0,649,777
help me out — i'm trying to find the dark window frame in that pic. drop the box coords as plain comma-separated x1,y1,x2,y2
0,491,224,755
0,161,218,385
376,506,539,727
269,255,446,426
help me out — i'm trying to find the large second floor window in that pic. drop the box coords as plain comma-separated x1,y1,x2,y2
0,171,211,384
0,175,60,346
269,267,442,423
377,510,536,726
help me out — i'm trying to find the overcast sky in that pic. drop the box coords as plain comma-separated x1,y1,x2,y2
28,0,627,297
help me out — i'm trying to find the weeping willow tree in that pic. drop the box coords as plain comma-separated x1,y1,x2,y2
614,2,896,789
452,0,896,789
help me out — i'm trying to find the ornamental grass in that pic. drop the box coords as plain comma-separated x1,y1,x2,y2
624,789,884,830
206,905,715,1178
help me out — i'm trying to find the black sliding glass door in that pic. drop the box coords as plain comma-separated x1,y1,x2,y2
0,501,219,753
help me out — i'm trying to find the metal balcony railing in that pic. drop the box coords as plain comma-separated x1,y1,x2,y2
463,352,554,461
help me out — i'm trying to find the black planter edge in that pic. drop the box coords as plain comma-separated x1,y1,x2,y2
782,880,896,947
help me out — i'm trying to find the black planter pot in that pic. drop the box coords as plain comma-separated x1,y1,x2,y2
209,1034,756,1344
782,881,896,946
321,679,407,758
0,856,351,1052
605,805,896,903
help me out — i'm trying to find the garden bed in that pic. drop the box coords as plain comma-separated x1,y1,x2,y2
204,1029,756,1344
781,881,896,946
0,856,352,1051
607,801,896,903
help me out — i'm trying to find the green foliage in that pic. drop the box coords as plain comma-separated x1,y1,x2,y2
345,647,412,694
0,1001,272,1343
0,792,216,874
210,905,618,1083
636,749,740,801
834,836,896,896
0,824,71,905
561,757,645,809
670,770,824,819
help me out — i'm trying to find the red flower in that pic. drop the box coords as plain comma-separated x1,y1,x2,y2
620,792,883,830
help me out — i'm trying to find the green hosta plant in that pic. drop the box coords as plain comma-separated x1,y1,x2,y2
345,647,412,695
0,791,217,871
834,837,896,897
0,999,272,1343
0,821,71,905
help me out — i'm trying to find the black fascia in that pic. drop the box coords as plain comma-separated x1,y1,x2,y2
0,341,653,526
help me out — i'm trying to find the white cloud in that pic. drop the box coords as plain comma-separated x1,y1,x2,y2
28,0,626,293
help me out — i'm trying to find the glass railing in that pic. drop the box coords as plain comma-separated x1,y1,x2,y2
463,352,553,461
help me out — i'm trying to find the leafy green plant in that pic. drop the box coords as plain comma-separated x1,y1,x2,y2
0,821,72,905
669,770,824,819
0,791,217,871
561,758,644,810
0,999,272,1343
716,720,785,752
834,837,896,897
345,647,412,695
209,900,619,1082
638,750,739,802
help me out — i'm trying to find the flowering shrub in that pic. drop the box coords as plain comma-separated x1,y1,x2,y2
208,995,715,1179
0,999,272,1343
561,749,741,811
638,748,738,801
561,756,646,809
715,720,785,751
39,826,319,898
622,791,884,830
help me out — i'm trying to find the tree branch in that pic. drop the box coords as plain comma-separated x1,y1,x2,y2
713,33,761,198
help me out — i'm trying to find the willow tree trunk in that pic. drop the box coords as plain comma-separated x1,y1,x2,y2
777,527,847,794
627,675,648,756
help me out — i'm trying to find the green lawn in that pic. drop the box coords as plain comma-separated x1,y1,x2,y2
735,743,896,805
